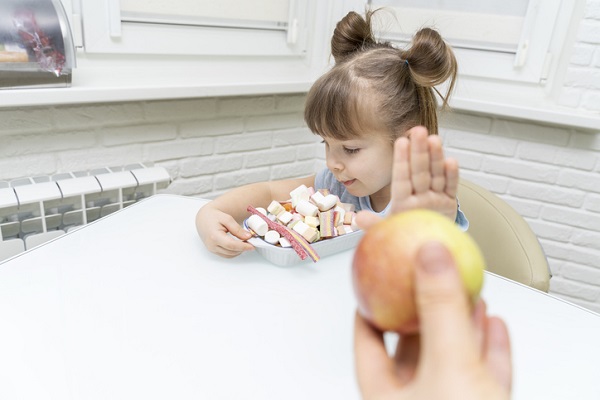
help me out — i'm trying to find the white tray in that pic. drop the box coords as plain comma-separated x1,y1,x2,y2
243,219,363,267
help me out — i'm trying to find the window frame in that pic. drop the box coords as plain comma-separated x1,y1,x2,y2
359,0,597,130
369,0,563,84
79,0,308,57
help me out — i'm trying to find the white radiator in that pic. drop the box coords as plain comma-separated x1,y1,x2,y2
0,164,171,260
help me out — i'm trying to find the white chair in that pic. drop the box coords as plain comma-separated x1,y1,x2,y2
0,238,25,262
457,179,551,292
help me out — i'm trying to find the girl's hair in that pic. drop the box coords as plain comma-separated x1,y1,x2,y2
304,10,457,140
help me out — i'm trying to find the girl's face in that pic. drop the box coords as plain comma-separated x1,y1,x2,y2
322,129,394,212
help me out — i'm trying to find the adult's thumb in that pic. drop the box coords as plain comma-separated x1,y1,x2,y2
414,241,478,366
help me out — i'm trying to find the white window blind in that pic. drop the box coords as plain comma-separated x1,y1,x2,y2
369,0,563,84
119,0,290,29
80,0,306,56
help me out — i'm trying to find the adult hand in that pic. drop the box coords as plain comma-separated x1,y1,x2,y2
353,241,512,400
391,126,459,220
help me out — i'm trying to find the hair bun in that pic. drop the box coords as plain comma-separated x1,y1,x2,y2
331,11,376,63
404,28,457,88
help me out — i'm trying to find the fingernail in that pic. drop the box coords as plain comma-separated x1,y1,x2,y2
417,242,452,275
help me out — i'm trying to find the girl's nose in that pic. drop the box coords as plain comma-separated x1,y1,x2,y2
326,154,343,172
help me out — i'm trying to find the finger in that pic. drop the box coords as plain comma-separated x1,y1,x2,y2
208,227,254,255
222,218,253,241
391,137,412,207
444,158,459,199
354,312,400,397
214,246,250,258
472,299,487,356
408,127,431,193
414,241,478,371
355,210,382,231
485,316,513,393
393,334,420,385
428,135,446,192
215,237,255,256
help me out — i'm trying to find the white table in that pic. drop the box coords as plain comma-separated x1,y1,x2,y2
0,194,599,399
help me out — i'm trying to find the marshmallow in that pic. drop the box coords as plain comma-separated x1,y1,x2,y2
263,230,281,244
343,211,355,225
276,210,294,225
292,220,310,235
311,192,339,212
333,205,345,224
290,185,310,207
310,191,325,206
247,214,268,236
279,237,292,248
292,220,319,242
319,210,336,238
337,224,355,236
320,194,339,211
304,215,319,228
255,207,268,216
296,199,319,217
267,200,286,216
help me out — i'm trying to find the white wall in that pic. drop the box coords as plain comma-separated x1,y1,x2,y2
0,1,598,312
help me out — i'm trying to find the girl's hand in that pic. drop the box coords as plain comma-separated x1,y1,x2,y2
391,126,459,220
196,207,255,258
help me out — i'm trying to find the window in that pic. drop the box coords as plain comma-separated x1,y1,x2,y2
369,0,567,83
5,0,342,106
80,0,308,57
363,0,593,128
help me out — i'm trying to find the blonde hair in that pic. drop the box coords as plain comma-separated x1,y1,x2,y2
304,10,457,140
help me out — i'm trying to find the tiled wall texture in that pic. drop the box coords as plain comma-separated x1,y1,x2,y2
0,2,598,312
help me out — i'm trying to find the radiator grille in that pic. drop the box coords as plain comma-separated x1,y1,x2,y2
0,164,171,260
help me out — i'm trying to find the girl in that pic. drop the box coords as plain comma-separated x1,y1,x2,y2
196,10,466,258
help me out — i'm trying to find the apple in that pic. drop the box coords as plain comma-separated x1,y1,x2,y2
352,209,485,334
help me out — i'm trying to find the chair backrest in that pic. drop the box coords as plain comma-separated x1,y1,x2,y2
457,179,551,292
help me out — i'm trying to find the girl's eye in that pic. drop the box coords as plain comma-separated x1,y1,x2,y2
344,147,360,154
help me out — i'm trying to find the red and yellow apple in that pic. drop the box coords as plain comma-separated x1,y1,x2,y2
352,209,485,334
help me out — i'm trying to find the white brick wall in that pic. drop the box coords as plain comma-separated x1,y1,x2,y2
437,1,600,313
440,112,600,313
0,3,598,312
0,94,321,200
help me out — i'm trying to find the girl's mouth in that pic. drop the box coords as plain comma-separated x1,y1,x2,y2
342,179,356,187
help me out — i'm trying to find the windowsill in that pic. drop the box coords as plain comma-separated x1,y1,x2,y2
0,80,313,107
1,56,596,133
1,79,596,133
451,96,599,131
0,40,330,107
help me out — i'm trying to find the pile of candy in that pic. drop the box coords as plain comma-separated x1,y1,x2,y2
246,184,360,262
